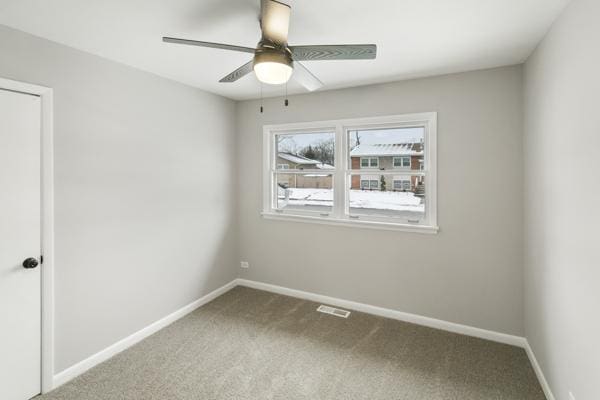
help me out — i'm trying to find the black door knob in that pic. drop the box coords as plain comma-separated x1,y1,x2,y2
22,257,39,269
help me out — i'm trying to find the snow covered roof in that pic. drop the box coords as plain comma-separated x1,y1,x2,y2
278,152,319,164
278,152,334,169
350,142,423,157
315,163,334,170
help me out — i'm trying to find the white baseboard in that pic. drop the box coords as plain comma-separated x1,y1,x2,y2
52,279,238,389
236,279,527,348
524,341,556,400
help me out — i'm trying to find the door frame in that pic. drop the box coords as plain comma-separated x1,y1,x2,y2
0,77,55,394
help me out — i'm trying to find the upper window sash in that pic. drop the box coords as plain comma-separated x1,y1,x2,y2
271,127,336,171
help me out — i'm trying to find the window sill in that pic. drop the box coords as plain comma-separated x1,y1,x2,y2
261,212,439,234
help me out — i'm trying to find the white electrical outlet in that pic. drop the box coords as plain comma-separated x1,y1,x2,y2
240,261,249,269
569,392,575,400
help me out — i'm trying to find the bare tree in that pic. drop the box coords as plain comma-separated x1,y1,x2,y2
312,138,335,165
348,130,361,150
277,136,298,154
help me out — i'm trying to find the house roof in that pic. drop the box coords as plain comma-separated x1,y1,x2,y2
315,163,334,170
350,142,423,157
278,152,334,169
278,152,319,164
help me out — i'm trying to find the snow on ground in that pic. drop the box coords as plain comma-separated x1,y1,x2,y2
349,189,423,211
279,188,332,207
278,187,424,212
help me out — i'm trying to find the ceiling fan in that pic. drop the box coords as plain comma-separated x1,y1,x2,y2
163,0,377,91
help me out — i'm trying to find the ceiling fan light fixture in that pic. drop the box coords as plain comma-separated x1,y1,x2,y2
253,50,293,85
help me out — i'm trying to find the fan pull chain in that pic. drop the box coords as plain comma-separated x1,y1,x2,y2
260,83,264,113
284,81,289,107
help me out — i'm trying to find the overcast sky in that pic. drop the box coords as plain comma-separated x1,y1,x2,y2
350,127,424,146
278,127,424,151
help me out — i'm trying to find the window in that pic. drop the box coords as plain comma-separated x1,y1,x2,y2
360,157,379,168
393,178,412,191
271,131,335,215
393,156,411,168
360,175,380,190
360,179,380,190
262,113,437,233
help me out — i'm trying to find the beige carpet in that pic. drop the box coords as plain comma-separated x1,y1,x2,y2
40,286,546,400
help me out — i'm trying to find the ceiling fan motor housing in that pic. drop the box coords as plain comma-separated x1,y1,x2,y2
253,39,292,68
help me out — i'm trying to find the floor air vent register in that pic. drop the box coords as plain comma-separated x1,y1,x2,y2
316,305,351,318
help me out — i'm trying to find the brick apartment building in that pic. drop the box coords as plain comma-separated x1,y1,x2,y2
350,140,424,191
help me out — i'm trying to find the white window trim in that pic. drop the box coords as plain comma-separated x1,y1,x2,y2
262,113,438,234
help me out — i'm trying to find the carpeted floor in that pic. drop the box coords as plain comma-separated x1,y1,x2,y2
39,286,546,400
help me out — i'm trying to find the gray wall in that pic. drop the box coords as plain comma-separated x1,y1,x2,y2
0,25,239,372
237,66,525,336
524,0,600,398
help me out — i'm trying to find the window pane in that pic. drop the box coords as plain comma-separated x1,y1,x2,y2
276,131,335,169
276,173,333,213
349,174,425,221
393,156,411,167
349,127,424,171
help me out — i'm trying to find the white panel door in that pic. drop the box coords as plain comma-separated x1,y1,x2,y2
0,88,42,400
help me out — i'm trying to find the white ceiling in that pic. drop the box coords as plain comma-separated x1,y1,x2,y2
0,0,569,100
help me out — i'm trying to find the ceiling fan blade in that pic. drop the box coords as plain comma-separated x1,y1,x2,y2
219,60,255,83
260,0,290,44
289,44,377,61
162,37,255,54
293,62,323,91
